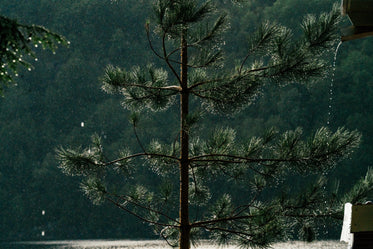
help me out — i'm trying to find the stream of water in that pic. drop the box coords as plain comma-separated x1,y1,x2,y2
327,41,343,126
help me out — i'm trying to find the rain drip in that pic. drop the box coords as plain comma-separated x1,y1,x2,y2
327,41,343,126
322,39,342,238
323,39,342,239
322,170,329,239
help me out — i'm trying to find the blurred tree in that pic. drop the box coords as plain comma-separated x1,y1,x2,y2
57,1,373,249
0,15,68,94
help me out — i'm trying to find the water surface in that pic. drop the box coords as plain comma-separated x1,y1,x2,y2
1,240,347,249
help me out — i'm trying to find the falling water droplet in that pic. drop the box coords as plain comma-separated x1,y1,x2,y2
81,122,85,127
41,231,45,236
327,41,342,126
42,210,45,215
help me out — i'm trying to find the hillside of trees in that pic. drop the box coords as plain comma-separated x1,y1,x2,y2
1,0,372,241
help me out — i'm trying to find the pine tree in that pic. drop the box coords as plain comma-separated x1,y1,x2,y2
57,1,372,248
0,15,68,94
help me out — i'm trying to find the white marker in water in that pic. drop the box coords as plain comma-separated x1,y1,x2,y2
41,231,45,236
42,210,45,215
81,122,85,127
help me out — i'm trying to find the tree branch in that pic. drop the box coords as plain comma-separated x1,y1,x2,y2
146,24,182,84
160,227,179,247
192,214,255,227
162,31,182,84
199,224,256,239
127,83,182,91
103,152,179,167
189,66,271,91
189,146,355,164
106,197,179,227
109,193,180,225
146,26,167,61
231,191,262,217
132,123,146,154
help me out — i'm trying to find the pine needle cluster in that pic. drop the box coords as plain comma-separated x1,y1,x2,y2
0,16,68,94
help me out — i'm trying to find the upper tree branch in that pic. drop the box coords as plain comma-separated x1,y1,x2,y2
146,25,181,84
162,31,182,84
188,66,271,91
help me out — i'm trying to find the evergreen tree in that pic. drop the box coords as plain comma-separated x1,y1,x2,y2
57,1,372,248
0,15,68,94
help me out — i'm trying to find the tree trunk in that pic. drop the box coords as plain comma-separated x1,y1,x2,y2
179,28,191,249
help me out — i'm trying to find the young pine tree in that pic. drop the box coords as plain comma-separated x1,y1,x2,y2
57,1,372,248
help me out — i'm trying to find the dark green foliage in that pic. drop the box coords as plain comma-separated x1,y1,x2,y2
300,224,316,242
301,3,341,51
56,134,105,176
81,177,107,205
189,4,342,115
0,15,68,93
153,0,215,36
342,168,373,204
102,64,178,111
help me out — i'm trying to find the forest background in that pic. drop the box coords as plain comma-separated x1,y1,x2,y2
1,0,372,241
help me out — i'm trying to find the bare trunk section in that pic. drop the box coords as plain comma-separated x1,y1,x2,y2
179,28,191,249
